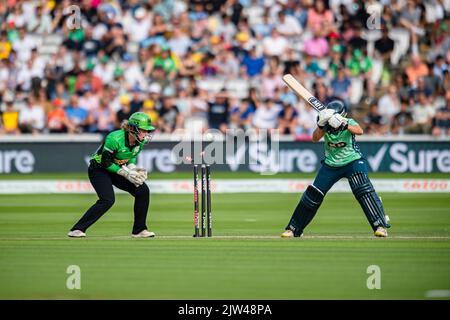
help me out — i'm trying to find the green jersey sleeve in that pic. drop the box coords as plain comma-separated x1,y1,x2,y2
103,135,119,154
101,135,122,173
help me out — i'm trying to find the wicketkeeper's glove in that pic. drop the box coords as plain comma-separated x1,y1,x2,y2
126,164,148,180
117,165,146,187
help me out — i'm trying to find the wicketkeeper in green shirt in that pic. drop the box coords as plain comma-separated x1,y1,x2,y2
282,101,391,238
68,112,156,238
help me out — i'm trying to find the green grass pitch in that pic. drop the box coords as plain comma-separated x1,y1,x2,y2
0,191,449,299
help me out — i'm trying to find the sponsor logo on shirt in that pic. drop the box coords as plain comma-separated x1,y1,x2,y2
114,159,129,165
328,142,347,148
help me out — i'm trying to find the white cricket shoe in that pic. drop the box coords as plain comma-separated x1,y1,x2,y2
281,230,303,238
132,230,155,238
281,230,294,238
68,230,86,238
374,227,388,237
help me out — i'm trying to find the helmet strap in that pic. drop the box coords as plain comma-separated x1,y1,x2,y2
130,125,152,144
129,125,142,143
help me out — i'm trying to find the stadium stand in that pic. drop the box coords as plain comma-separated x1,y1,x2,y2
0,0,449,140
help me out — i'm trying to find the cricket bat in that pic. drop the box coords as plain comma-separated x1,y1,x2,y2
282,74,326,112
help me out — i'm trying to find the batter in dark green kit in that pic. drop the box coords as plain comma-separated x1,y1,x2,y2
68,112,156,238
282,101,391,238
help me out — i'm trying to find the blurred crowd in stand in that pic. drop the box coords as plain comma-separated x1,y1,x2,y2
0,0,449,140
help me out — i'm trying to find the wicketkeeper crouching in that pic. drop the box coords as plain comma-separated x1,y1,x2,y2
68,112,156,238
282,100,391,238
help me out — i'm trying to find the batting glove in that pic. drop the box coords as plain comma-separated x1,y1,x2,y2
328,114,348,129
317,109,336,128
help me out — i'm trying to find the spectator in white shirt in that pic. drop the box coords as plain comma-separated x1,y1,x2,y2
409,93,436,133
252,98,282,131
122,53,147,91
28,3,53,34
21,0,36,19
296,103,317,137
17,59,34,92
93,55,114,84
377,85,401,125
29,49,45,79
253,10,273,39
27,48,46,95
263,28,289,57
125,7,151,43
92,19,109,42
216,50,240,78
433,55,449,81
18,96,45,133
276,10,302,38
185,87,209,135
6,6,26,30
12,26,36,63
78,85,100,112
168,27,192,57
215,14,237,43
244,0,265,27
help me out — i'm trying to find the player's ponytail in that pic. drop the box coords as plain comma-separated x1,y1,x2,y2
120,120,130,131
121,119,143,142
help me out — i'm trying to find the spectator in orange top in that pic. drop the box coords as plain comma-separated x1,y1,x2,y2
47,98,69,133
405,55,429,87
75,61,103,94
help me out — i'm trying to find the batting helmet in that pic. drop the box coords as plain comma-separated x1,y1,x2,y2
326,100,347,117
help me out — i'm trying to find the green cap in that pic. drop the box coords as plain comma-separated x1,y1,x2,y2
114,66,124,77
128,112,155,131
332,44,342,53
100,55,109,63
86,60,95,70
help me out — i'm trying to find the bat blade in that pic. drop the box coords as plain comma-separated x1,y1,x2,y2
282,74,326,112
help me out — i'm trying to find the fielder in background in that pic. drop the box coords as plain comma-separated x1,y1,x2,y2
68,112,156,238
282,100,391,238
